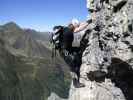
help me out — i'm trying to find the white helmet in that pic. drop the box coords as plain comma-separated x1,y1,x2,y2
71,18,80,27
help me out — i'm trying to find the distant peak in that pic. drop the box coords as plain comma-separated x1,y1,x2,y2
3,21,20,29
5,21,17,26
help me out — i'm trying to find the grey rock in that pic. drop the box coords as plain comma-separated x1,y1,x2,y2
48,93,67,100
69,0,133,100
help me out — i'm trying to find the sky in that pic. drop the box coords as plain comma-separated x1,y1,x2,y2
0,0,88,31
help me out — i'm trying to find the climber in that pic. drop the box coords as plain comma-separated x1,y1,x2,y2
52,18,92,88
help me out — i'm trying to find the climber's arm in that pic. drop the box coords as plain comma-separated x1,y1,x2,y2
74,22,88,33
74,19,92,33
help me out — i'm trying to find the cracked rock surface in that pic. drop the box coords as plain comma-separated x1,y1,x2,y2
68,0,133,100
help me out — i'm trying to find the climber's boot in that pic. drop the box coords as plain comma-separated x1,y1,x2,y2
73,78,85,88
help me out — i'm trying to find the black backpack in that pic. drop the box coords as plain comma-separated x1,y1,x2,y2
50,26,64,58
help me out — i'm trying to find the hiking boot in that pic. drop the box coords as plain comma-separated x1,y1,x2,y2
73,78,85,88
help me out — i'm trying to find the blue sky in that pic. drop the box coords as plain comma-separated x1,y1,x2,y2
0,0,88,31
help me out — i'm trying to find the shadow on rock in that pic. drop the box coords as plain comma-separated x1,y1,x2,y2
107,57,133,100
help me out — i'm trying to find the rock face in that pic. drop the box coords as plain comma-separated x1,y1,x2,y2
47,92,67,100
69,0,133,100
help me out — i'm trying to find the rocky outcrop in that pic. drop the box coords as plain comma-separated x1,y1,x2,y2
48,92,67,100
69,0,133,100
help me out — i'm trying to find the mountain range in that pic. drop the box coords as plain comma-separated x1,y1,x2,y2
0,22,71,100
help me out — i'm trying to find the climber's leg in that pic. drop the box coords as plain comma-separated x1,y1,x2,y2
72,52,85,88
60,48,85,88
